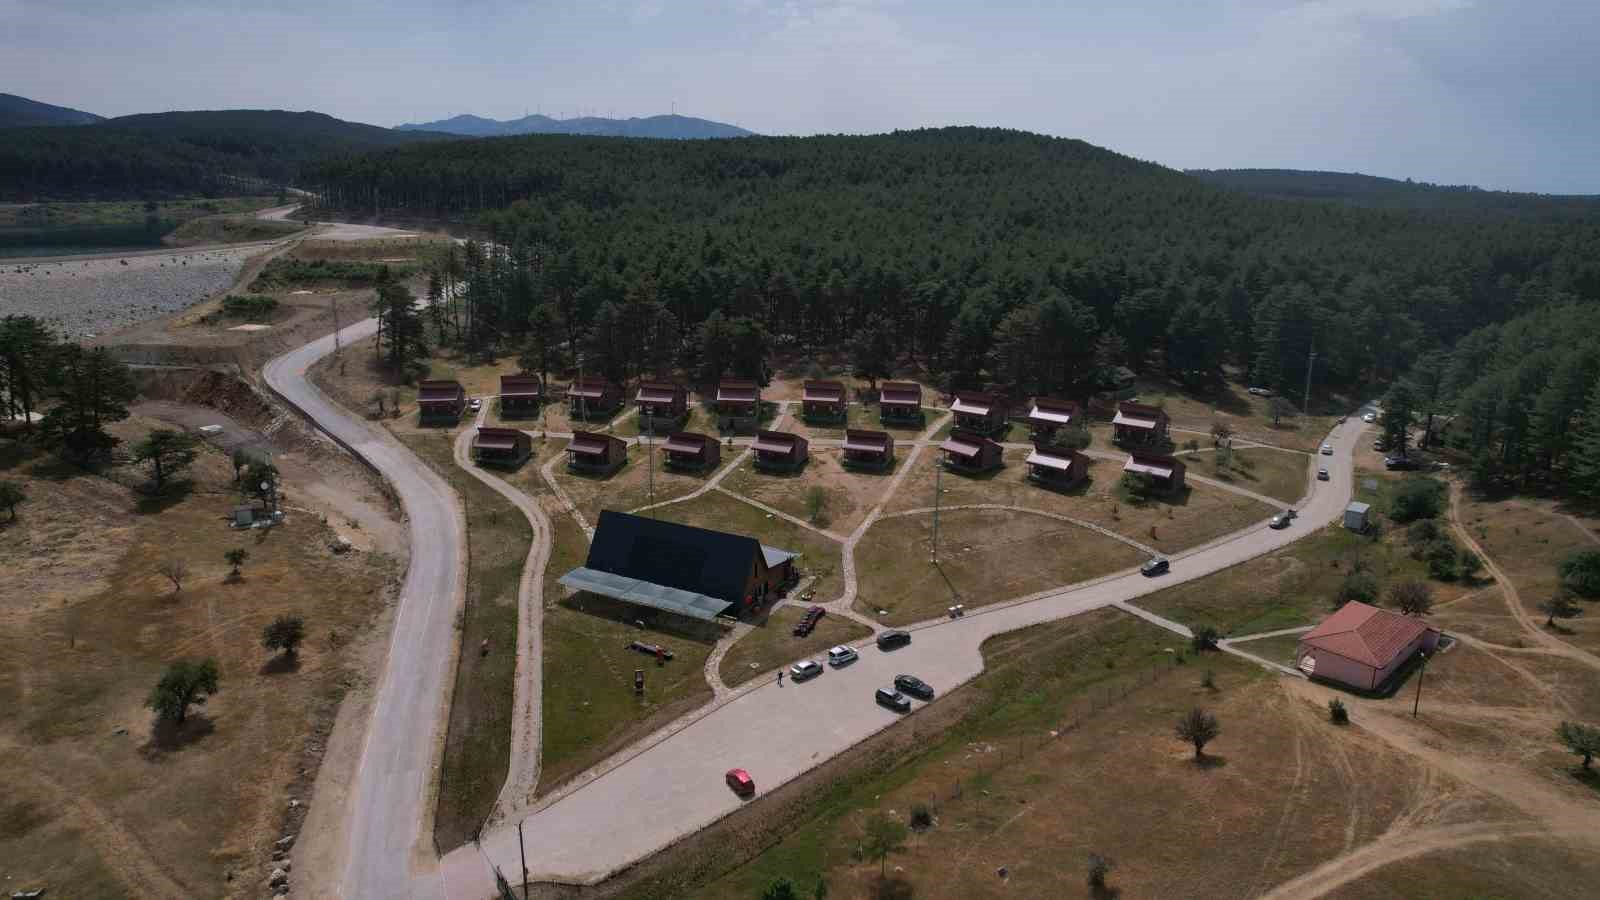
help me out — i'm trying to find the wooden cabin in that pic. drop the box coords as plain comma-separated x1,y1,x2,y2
842,428,895,471
417,380,466,425
1025,443,1089,489
567,431,628,477
801,380,847,423
498,374,545,418
878,381,924,425
752,430,809,472
716,380,761,432
635,381,688,433
1112,401,1171,446
939,429,1003,475
1122,451,1186,494
662,431,721,471
567,376,623,420
1026,397,1079,442
472,427,532,467
951,391,1007,436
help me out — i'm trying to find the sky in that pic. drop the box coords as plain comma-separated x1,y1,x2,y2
2,0,1595,193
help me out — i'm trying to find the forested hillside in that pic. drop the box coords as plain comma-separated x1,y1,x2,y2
1190,168,1600,214
0,92,103,128
309,127,1600,404
395,112,754,139
0,110,457,200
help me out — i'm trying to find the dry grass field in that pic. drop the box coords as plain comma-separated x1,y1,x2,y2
853,508,1145,624
0,423,397,898
884,447,1276,555
551,441,736,524
1457,494,1600,654
1194,445,1311,505
717,606,873,689
1125,376,1348,453
721,448,898,535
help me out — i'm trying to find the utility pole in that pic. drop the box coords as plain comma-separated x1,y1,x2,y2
1303,344,1317,416
1412,650,1429,717
646,413,656,516
578,352,587,423
331,294,344,375
516,820,529,900
931,456,942,562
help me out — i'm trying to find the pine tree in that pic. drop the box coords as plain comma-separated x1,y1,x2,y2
1568,376,1600,501
40,344,136,461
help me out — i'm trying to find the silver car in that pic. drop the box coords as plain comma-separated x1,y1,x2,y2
789,660,823,682
1320,442,1333,455
826,646,858,667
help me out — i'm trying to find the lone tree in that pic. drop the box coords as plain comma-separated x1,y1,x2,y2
850,314,896,391
0,479,24,521
262,615,306,657
861,812,908,882
1176,707,1220,761
39,344,136,462
1210,421,1234,447
1556,721,1600,770
1390,579,1434,617
1087,852,1115,893
156,559,188,596
1191,623,1221,652
761,877,800,900
224,548,249,581
1539,591,1581,628
146,658,219,724
132,428,198,493
1559,550,1600,598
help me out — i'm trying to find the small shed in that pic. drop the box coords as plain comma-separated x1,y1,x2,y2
417,380,466,425
636,381,688,433
842,428,895,471
716,380,762,432
499,374,545,418
1296,600,1441,691
1122,451,1186,494
568,431,627,476
1112,400,1170,446
753,430,809,472
950,391,1007,435
1344,501,1371,533
1026,397,1079,442
568,376,622,419
939,429,1003,475
473,427,532,466
802,380,847,422
1025,444,1089,489
663,431,721,471
879,381,924,425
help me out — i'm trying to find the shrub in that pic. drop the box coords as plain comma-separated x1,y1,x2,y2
1425,539,1461,580
1200,668,1217,690
1390,579,1434,616
909,803,933,830
1191,624,1221,651
1338,570,1380,604
1328,698,1349,725
220,294,279,321
1389,475,1446,523
1559,550,1600,598
1406,518,1442,548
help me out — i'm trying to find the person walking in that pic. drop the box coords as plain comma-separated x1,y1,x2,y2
777,669,784,687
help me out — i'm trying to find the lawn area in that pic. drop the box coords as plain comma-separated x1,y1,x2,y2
652,491,846,603
1327,837,1600,900
783,401,934,440
552,441,737,523
610,404,716,438
1228,632,1307,668
720,448,898,535
682,610,1427,900
884,448,1276,554
1193,446,1310,504
1127,375,1348,453
397,435,530,852
1457,494,1600,654
854,508,1145,624
0,424,397,897
717,607,873,689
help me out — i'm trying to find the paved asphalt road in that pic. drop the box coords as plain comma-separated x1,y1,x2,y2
440,411,1372,894
263,317,461,900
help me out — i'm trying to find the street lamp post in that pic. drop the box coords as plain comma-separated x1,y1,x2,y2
1412,650,1429,717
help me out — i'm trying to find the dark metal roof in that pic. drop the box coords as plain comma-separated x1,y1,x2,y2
879,382,922,406
417,380,464,402
803,380,846,402
663,431,713,455
568,377,615,399
636,382,683,404
558,567,731,621
951,391,999,416
753,430,805,456
941,430,995,458
500,374,544,398
843,428,892,453
581,510,793,609
717,380,760,403
569,431,621,455
473,427,525,450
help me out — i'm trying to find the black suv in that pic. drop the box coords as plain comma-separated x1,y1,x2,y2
874,688,911,713
894,674,934,700
876,630,911,650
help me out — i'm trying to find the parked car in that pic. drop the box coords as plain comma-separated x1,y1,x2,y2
1141,558,1170,577
827,645,858,667
789,659,823,682
1317,466,1330,481
1362,412,1376,423
1269,510,1295,529
894,674,934,700
469,397,483,412
875,688,912,713
1247,386,1273,396
1320,442,1334,455
876,630,911,651
1372,439,1389,451
1385,456,1419,471
792,605,826,637
725,768,755,797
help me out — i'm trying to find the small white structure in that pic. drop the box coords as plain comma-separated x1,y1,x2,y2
1343,501,1371,532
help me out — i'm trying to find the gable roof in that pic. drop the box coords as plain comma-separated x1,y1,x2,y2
803,380,846,402
1123,451,1183,479
473,427,525,450
569,431,623,456
568,376,615,399
500,374,544,398
584,510,790,608
636,381,683,404
1027,445,1083,472
843,428,893,454
1301,601,1436,668
879,381,922,406
1028,397,1077,425
1114,400,1166,428
951,391,999,417
941,430,997,459
753,429,806,456
717,380,760,403
417,380,464,402
663,431,714,455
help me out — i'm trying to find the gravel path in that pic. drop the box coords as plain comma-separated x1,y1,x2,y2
1,245,263,338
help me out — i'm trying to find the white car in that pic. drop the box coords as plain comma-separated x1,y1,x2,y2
1362,413,1376,423
1320,442,1333,455
789,660,823,682
469,398,484,412
826,646,858,667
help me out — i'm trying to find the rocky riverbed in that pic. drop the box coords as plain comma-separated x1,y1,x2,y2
1,246,260,338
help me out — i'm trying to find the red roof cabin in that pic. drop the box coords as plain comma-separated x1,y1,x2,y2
802,380,847,423
636,381,688,433
878,381,924,426
417,380,466,425
567,376,623,420
716,380,762,432
472,427,532,467
1296,601,1441,692
499,374,545,418
753,429,809,472
1026,444,1089,490
842,428,895,471
567,430,628,477
1112,400,1170,446
662,431,721,471
1122,451,1186,495
951,391,1007,436
939,429,1003,475
1026,397,1079,442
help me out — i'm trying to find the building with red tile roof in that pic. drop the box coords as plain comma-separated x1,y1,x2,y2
1295,601,1441,691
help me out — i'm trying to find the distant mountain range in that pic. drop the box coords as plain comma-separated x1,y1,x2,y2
0,92,103,128
395,112,754,139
